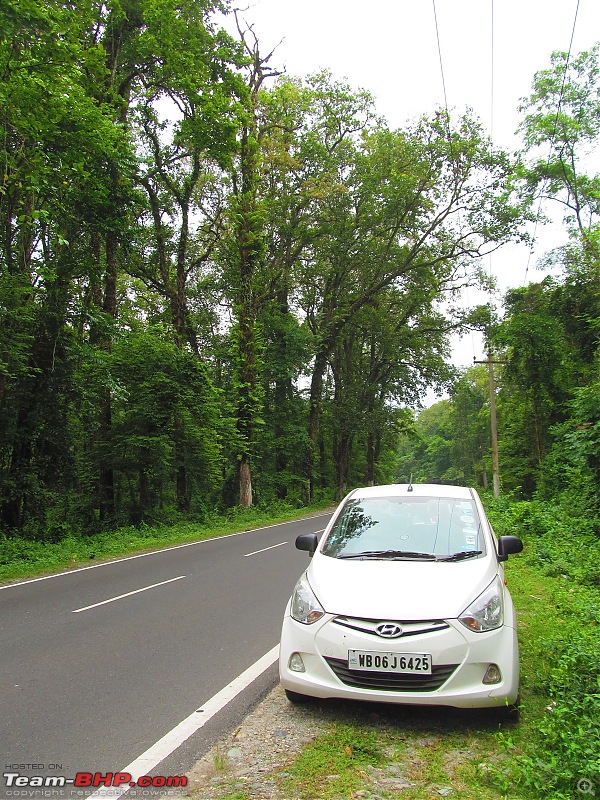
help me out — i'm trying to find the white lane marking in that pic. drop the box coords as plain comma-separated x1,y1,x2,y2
244,527,327,558
244,542,288,557
86,644,280,800
0,513,333,592
72,576,186,613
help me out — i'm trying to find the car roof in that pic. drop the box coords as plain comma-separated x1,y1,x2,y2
347,484,475,501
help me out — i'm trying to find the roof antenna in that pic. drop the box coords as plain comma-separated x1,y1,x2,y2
407,474,413,492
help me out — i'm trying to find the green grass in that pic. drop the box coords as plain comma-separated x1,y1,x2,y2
0,501,333,585
279,723,385,799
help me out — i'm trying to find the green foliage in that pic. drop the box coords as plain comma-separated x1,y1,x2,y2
563,382,600,503
492,621,600,800
3,7,588,541
108,330,226,522
396,388,490,488
519,43,600,249
487,494,599,585
494,281,574,493
483,494,600,799
492,264,599,501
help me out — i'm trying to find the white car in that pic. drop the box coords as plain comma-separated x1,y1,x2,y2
279,483,523,711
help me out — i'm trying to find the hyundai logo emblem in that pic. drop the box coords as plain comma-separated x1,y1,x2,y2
375,623,403,638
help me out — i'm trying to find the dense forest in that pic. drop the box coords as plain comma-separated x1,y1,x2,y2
1,0,598,542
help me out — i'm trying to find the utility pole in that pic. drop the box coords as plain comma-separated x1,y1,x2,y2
474,349,506,498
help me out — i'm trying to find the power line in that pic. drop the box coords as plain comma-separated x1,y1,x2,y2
432,0,450,116
432,1,494,365
490,0,495,145
485,1,500,496
488,0,495,332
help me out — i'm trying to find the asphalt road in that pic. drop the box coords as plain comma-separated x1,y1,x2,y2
0,512,332,796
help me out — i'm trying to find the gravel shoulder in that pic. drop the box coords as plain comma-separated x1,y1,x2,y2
179,683,329,799
169,680,506,800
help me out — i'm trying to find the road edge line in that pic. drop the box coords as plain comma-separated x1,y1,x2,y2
1,513,333,591
87,644,280,800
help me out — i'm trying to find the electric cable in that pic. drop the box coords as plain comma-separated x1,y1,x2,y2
432,0,450,117
487,0,495,351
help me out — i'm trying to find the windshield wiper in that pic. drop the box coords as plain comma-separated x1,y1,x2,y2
437,550,483,562
338,550,437,560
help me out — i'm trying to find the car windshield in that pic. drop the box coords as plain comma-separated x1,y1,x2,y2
321,495,484,560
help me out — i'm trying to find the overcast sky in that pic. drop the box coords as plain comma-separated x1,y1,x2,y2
221,1,600,370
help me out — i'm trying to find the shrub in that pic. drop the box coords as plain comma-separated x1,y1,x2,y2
495,628,600,799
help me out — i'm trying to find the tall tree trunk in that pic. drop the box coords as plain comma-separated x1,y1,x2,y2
239,455,253,508
366,429,376,486
91,12,139,525
96,232,118,523
235,294,257,508
2,272,70,530
234,100,260,508
231,25,281,506
335,433,352,500
273,286,293,499
307,350,328,501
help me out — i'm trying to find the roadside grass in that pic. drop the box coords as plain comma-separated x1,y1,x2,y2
279,723,385,799
275,700,513,799
0,502,333,585
274,496,600,800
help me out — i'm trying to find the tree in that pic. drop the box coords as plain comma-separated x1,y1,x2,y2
518,43,600,260
0,0,137,532
395,402,454,485
108,331,224,524
221,22,283,507
298,111,530,496
0,0,243,533
449,366,492,488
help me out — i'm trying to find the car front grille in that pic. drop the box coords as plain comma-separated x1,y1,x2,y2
331,616,450,638
324,657,458,692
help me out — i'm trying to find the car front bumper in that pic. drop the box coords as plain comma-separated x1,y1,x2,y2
279,609,519,708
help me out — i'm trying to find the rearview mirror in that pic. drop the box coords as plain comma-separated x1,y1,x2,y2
296,533,318,557
497,535,523,562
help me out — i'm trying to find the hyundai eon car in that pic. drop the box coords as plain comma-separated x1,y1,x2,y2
279,483,522,709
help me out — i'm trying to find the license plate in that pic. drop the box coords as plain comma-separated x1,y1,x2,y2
348,650,432,674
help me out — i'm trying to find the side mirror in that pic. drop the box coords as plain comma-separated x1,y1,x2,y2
296,533,319,557
497,535,523,562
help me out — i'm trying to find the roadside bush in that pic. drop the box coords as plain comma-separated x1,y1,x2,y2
495,628,600,799
485,492,600,586
485,493,600,799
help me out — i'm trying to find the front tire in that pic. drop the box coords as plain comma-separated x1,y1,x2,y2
284,688,313,704
493,693,521,723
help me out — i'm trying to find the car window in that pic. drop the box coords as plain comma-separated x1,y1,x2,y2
321,496,483,559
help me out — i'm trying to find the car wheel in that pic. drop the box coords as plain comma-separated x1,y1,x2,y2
493,694,521,723
284,689,312,704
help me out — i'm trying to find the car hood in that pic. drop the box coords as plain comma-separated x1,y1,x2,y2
306,554,499,620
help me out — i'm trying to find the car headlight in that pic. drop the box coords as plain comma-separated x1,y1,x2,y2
459,576,504,632
290,574,325,625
